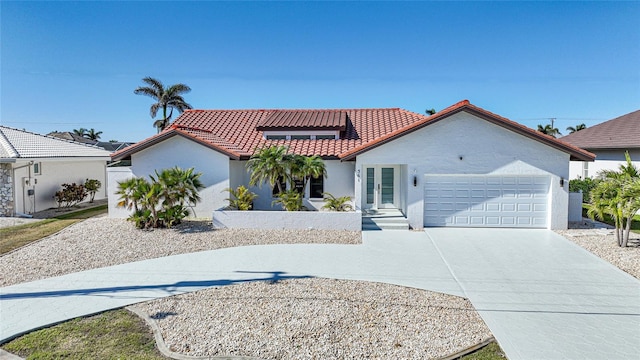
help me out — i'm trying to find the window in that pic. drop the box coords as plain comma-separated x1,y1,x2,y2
291,135,311,140
315,135,336,140
33,162,42,175
582,162,589,179
310,176,324,198
272,176,287,196
266,135,287,140
293,179,305,194
366,168,375,204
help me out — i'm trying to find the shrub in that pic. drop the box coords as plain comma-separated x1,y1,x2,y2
54,183,88,208
322,193,353,212
273,189,305,211
569,177,599,202
84,179,102,203
224,186,258,210
116,167,204,229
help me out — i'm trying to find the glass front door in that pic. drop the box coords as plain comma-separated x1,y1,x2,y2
364,166,397,209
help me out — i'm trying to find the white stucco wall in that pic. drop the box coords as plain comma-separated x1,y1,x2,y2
355,111,570,230
106,166,134,218
13,158,107,214
569,149,640,179
212,210,361,231
124,136,231,219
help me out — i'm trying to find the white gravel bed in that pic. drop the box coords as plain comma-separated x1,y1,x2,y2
132,278,491,360
0,217,360,287
556,228,640,279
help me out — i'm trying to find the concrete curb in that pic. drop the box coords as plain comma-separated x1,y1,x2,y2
125,307,266,360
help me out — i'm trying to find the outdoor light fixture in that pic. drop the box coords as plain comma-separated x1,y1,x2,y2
560,177,565,187
413,169,417,187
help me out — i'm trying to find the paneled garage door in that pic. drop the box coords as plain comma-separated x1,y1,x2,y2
424,175,550,228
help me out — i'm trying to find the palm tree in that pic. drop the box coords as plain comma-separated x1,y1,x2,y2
425,108,436,115
566,123,587,134
85,128,103,140
134,77,193,133
247,146,291,193
294,155,327,194
536,124,561,138
73,128,87,137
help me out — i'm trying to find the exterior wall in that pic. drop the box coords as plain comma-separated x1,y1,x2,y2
13,159,107,214
355,111,570,230
246,160,355,211
0,163,13,216
213,210,361,231
569,149,640,179
568,192,584,222
107,166,134,218
129,136,230,218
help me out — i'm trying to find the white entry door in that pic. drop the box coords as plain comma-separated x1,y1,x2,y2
424,175,550,228
364,166,399,209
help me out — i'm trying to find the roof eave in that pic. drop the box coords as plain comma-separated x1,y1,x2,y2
111,130,240,161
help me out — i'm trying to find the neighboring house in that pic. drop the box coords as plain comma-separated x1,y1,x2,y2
109,100,594,230
48,131,133,152
0,126,112,216
561,110,640,179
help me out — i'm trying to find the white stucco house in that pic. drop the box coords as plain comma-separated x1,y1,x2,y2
109,100,594,230
562,109,639,180
0,126,111,216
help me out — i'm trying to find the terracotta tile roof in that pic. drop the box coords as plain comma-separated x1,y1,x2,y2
0,126,111,160
561,110,640,150
112,101,595,162
256,110,347,131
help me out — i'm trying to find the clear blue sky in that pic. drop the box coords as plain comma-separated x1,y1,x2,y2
1,1,638,142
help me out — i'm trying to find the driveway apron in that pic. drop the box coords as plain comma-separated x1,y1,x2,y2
426,227,640,360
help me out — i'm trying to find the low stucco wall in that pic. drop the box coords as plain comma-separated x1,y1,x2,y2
568,192,584,222
212,210,362,231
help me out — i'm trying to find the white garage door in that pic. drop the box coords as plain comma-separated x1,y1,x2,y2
424,175,550,228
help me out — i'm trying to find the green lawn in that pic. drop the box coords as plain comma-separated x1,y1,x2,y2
460,341,507,359
0,205,107,255
2,309,167,360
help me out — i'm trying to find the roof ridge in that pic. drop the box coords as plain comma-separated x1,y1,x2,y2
0,125,105,150
183,107,408,112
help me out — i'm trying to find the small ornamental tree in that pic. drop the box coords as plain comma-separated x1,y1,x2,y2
84,179,102,203
116,167,204,229
224,186,258,210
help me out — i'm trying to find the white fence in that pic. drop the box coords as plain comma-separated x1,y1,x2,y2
212,210,362,231
568,192,584,222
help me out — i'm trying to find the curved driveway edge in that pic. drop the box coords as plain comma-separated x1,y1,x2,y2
0,231,461,344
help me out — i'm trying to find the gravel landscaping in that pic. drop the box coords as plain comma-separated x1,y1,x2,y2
2,216,638,359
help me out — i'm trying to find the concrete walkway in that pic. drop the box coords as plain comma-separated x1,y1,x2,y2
1,229,638,359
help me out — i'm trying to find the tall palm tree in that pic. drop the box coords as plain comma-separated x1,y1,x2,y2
134,77,193,133
247,146,291,193
566,123,587,134
85,128,103,140
536,124,561,138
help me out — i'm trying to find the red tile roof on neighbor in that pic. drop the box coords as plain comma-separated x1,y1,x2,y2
111,101,595,162
561,109,640,150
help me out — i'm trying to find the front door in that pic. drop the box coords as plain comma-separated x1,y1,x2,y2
364,166,398,209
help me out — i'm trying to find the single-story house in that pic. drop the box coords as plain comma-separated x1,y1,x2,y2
109,100,594,230
561,109,640,179
0,126,112,216
48,131,133,152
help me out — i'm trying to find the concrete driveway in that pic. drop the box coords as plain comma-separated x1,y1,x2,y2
425,228,640,360
1,228,638,359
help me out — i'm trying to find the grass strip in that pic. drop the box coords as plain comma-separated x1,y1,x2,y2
460,341,507,359
0,205,107,255
1,309,167,360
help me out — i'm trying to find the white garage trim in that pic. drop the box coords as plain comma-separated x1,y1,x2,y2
424,175,550,228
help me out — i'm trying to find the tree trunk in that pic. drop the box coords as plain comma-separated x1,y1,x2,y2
622,217,631,247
